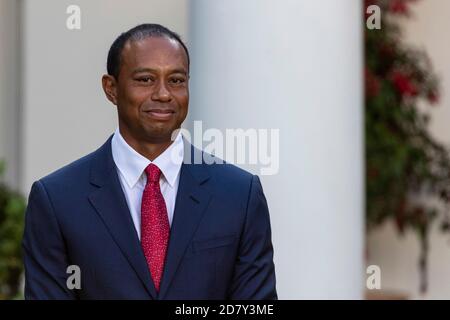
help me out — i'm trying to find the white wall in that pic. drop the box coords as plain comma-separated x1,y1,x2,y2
189,0,364,299
0,0,20,189
21,0,188,193
367,0,450,299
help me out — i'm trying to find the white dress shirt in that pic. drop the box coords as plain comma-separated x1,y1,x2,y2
111,128,184,239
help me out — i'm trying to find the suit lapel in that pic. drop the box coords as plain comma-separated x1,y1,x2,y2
158,143,212,300
86,136,212,300
87,137,158,299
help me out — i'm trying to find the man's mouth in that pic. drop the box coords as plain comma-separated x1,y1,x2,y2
144,109,175,121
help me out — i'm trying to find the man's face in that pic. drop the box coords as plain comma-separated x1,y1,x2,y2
104,36,189,144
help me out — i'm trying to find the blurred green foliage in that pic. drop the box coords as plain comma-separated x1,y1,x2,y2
0,160,25,299
365,0,450,293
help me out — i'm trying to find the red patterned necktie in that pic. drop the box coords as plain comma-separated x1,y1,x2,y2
140,163,170,292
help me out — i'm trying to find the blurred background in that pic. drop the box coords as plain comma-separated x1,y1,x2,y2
0,0,449,300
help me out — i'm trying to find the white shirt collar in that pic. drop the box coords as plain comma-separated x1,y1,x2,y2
111,128,184,189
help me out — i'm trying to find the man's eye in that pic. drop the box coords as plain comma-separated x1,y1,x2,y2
170,78,185,84
137,77,153,83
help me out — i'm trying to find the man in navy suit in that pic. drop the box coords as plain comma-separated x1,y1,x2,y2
22,24,277,300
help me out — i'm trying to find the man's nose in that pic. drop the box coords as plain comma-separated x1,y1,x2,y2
151,80,172,102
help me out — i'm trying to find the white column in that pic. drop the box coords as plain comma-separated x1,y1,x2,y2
188,0,364,299
0,0,21,189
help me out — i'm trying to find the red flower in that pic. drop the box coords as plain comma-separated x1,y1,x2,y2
364,0,378,6
365,68,380,98
391,70,418,97
427,91,439,105
379,43,396,60
389,0,417,16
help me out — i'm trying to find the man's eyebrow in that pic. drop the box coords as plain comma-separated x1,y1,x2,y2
171,68,188,75
132,67,188,75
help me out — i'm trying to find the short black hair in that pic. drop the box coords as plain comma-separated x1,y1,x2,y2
106,23,190,79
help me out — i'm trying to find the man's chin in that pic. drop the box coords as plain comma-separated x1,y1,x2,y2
142,126,178,144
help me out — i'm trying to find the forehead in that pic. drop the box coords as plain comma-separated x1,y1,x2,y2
121,36,188,71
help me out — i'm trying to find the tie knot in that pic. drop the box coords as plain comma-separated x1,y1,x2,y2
144,163,161,183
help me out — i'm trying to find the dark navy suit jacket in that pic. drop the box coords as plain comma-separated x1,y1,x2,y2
22,136,277,299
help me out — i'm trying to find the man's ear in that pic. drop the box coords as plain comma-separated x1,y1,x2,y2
102,74,118,105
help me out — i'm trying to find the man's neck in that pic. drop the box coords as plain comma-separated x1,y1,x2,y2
119,129,174,162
